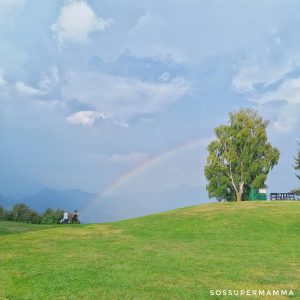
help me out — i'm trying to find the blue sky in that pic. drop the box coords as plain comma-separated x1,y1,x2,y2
0,0,299,197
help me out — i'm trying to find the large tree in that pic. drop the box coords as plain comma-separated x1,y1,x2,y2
204,108,280,202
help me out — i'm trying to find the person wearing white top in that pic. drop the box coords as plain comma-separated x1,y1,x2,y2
63,211,69,223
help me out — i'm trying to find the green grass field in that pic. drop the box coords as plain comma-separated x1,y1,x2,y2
0,201,299,299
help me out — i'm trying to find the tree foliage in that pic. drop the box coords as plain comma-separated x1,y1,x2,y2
293,143,300,195
40,208,64,224
295,144,300,178
0,205,4,220
8,203,40,223
204,108,280,202
0,204,66,224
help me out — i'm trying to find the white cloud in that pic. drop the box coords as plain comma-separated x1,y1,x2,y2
247,76,300,133
260,77,300,132
66,110,109,127
267,103,300,133
258,77,300,105
231,61,298,93
127,11,188,64
15,81,45,96
50,0,113,46
124,2,295,65
66,110,129,128
63,71,191,125
231,37,300,94
232,66,265,93
109,152,149,164
13,66,60,98
231,34,300,132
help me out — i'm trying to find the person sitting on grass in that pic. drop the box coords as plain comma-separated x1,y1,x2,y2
63,211,69,223
71,209,79,224
60,211,69,224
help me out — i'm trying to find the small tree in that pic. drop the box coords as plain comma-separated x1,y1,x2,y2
10,203,31,222
10,203,40,223
205,108,280,202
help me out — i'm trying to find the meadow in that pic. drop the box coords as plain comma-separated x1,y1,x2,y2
0,201,299,299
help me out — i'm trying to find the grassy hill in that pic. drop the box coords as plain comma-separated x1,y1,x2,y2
0,201,299,299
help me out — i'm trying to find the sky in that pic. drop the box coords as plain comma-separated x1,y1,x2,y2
0,0,299,198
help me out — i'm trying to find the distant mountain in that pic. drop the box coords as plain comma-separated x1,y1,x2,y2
1,185,212,223
84,185,211,223
20,188,97,213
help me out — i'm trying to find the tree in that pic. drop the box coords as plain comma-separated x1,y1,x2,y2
293,143,300,195
204,108,280,202
10,203,40,223
40,208,64,224
0,205,4,220
10,203,31,222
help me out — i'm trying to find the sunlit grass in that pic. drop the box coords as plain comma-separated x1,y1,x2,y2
0,201,299,299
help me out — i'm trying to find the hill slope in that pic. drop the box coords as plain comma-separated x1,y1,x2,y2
0,201,299,299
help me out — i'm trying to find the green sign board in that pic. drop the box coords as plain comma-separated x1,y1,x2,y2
248,188,267,201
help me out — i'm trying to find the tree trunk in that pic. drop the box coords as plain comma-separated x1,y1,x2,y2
236,192,242,202
236,182,244,202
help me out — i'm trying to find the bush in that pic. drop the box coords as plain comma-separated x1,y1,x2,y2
40,208,64,224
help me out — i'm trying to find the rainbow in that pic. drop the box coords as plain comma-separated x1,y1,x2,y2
81,137,211,217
